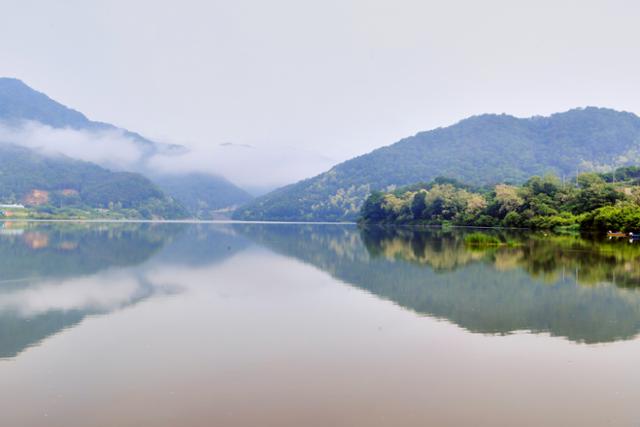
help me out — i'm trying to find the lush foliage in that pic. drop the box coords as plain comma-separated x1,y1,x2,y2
0,144,187,219
360,170,640,231
235,107,640,221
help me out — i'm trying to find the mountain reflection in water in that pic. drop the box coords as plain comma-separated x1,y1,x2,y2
2,221,640,362
0,222,248,359
234,224,640,344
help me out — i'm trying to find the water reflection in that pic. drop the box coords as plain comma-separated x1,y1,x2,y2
235,224,640,344
360,226,640,288
0,222,248,358
4,221,640,361
4,222,640,426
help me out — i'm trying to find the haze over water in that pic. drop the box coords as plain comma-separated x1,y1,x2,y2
1,221,640,426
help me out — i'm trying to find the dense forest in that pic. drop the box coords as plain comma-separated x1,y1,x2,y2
360,167,640,231
0,144,187,219
235,107,640,221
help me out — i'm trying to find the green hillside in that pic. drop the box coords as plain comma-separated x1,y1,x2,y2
234,107,640,221
0,144,186,219
0,78,252,215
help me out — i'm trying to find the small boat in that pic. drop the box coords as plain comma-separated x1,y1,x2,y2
608,231,627,238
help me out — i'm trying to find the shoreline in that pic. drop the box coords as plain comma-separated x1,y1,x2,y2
0,218,358,225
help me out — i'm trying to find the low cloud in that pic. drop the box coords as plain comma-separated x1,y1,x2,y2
0,120,145,170
148,143,336,193
0,120,337,193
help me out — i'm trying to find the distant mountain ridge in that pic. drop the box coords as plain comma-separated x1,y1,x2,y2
150,172,252,216
234,107,640,221
0,78,251,217
0,77,159,150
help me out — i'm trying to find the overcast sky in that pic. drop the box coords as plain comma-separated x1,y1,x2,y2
1,0,639,187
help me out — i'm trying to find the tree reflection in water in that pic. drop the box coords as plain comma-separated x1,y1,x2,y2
236,223,640,344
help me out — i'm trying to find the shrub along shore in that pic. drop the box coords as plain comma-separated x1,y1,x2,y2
359,167,640,231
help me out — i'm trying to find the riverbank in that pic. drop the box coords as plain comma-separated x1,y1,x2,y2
359,170,640,232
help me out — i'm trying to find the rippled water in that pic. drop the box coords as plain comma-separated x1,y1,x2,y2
1,221,640,426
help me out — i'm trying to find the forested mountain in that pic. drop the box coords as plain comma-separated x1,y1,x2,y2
234,107,640,221
0,77,158,151
0,77,104,128
0,143,186,218
0,78,251,216
151,173,252,218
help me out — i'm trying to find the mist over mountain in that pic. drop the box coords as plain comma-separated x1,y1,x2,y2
150,172,252,217
148,140,336,196
6,77,640,223
0,77,161,151
234,107,640,221
0,78,251,217
0,143,186,218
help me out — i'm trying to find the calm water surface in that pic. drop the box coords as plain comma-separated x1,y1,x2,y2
1,222,640,426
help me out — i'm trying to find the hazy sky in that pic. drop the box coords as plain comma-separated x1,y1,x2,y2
1,0,639,186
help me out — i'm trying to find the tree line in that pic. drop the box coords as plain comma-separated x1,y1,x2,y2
360,167,640,231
